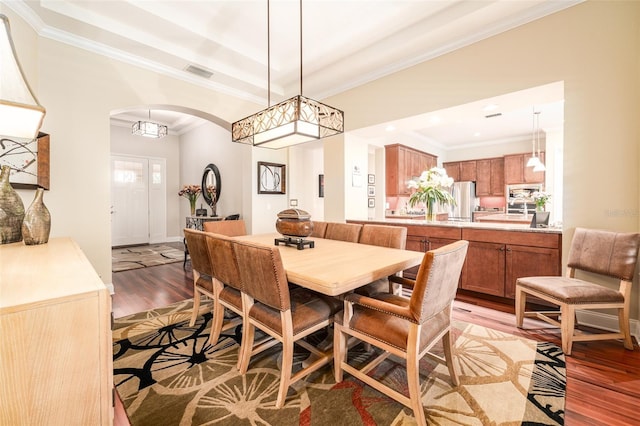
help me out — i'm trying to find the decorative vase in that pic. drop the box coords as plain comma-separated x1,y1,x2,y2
425,199,437,222
536,204,545,212
0,165,25,244
189,198,197,216
22,188,51,245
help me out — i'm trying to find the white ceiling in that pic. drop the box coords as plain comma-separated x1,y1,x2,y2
5,0,578,145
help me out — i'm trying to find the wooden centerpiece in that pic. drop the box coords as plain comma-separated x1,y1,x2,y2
275,208,314,249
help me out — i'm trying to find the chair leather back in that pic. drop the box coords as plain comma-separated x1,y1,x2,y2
410,240,468,322
203,219,247,236
359,224,407,249
183,228,214,276
568,227,640,281
205,233,242,291
325,222,362,243
311,221,328,238
233,240,290,311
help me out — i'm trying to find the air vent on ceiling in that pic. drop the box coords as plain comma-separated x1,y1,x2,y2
185,65,213,79
485,112,502,118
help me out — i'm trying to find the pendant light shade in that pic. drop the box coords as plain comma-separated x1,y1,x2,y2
132,110,168,138
526,110,541,167
231,0,344,149
0,14,46,140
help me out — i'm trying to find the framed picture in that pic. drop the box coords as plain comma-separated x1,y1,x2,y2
257,161,286,194
368,198,375,208
318,174,324,198
367,185,375,196
0,132,50,189
368,174,375,184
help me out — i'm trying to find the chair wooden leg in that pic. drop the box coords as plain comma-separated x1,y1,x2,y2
189,288,201,327
333,323,346,382
515,285,526,328
442,329,459,387
619,307,634,350
407,326,426,426
208,300,224,347
560,303,575,355
276,337,294,408
238,322,255,374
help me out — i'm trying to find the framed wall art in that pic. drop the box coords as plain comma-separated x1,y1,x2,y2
0,132,50,189
367,185,375,197
257,161,286,194
368,198,375,208
318,174,324,198
368,174,375,184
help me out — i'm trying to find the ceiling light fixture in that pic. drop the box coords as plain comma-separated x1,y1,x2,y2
526,109,541,168
0,14,46,139
132,110,168,138
231,0,344,149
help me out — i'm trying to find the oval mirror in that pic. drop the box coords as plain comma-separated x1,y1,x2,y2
201,163,221,210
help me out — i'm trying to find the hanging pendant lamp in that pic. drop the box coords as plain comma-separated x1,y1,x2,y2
0,14,46,140
526,110,541,168
132,110,168,138
231,0,344,149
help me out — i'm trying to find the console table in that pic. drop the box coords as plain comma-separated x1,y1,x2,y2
184,216,224,267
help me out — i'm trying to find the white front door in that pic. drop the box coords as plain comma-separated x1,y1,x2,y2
111,156,149,247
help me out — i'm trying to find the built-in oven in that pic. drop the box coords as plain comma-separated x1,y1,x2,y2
506,183,543,214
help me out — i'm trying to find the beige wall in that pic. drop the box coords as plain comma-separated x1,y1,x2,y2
4,2,639,324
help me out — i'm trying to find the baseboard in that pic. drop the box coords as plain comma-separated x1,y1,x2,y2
162,236,183,243
576,310,640,342
106,282,115,295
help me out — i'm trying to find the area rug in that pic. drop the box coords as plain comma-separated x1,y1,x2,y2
112,244,184,272
113,300,566,425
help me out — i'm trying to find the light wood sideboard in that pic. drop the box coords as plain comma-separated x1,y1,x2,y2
0,238,113,425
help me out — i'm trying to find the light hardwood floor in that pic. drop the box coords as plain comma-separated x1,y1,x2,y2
112,261,640,425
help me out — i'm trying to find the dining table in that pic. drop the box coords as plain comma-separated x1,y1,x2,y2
235,233,425,296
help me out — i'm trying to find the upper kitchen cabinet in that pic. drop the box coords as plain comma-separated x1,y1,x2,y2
385,144,437,196
476,158,504,196
444,160,477,182
504,152,545,184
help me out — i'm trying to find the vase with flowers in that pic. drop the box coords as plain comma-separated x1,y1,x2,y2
179,184,202,216
532,191,551,212
407,167,456,222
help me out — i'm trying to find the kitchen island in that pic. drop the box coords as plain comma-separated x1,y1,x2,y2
347,218,561,300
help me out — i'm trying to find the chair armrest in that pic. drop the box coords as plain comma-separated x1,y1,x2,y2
389,275,415,288
344,293,413,321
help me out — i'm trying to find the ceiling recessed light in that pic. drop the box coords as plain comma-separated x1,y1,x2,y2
473,132,481,137
483,104,499,111
428,116,441,124
385,125,396,132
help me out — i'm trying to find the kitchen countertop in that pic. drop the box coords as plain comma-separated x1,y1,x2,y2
351,217,562,234
474,213,533,224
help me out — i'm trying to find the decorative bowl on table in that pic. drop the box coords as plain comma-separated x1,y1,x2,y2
276,208,313,237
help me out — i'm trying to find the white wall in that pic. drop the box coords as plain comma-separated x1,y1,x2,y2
288,144,324,220
179,122,245,230
249,147,289,234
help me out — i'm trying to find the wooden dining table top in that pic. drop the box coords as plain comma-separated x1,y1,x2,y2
235,233,424,296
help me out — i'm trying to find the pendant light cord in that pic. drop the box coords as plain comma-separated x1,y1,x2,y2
299,0,303,95
267,0,271,107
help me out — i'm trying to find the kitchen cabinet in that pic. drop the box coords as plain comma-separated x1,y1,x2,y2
460,228,561,298
476,158,504,196
443,160,477,182
504,152,545,184
400,224,462,280
0,238,113,425
385,144,437,196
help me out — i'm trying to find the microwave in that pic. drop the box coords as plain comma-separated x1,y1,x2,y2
506,184,543,214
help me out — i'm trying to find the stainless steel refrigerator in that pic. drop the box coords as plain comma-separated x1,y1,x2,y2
448,181,477,222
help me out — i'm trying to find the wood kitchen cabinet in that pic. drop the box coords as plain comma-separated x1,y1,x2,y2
461,228,561,298
385,144,437,196
0,238,113,425
504,152,545,184
475,157,504,196
402,224,461,280
443,160,476,182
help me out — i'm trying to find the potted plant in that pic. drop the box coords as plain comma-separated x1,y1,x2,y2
407,167,456,221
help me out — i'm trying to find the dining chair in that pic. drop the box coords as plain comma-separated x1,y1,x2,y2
203,232,244,352
232,239,340,408
202,219,247,236
183,228,216,329
515,227,640,355
356,224,408,296
334,240,469,426
324,222,362,243
310,220,327,238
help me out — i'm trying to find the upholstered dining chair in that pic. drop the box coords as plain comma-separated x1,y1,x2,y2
310,220,327,238
356,224,408,296
183,228,216,329
232,239,341,408
324,222,362,242
202,219,247,236
334,240,469,426
515,227,640,355
203,232,244,353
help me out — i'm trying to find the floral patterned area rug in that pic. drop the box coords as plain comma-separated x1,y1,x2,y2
113,299,566,425
112,244,184,272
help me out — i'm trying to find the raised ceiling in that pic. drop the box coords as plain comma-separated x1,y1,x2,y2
6,0,579,143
